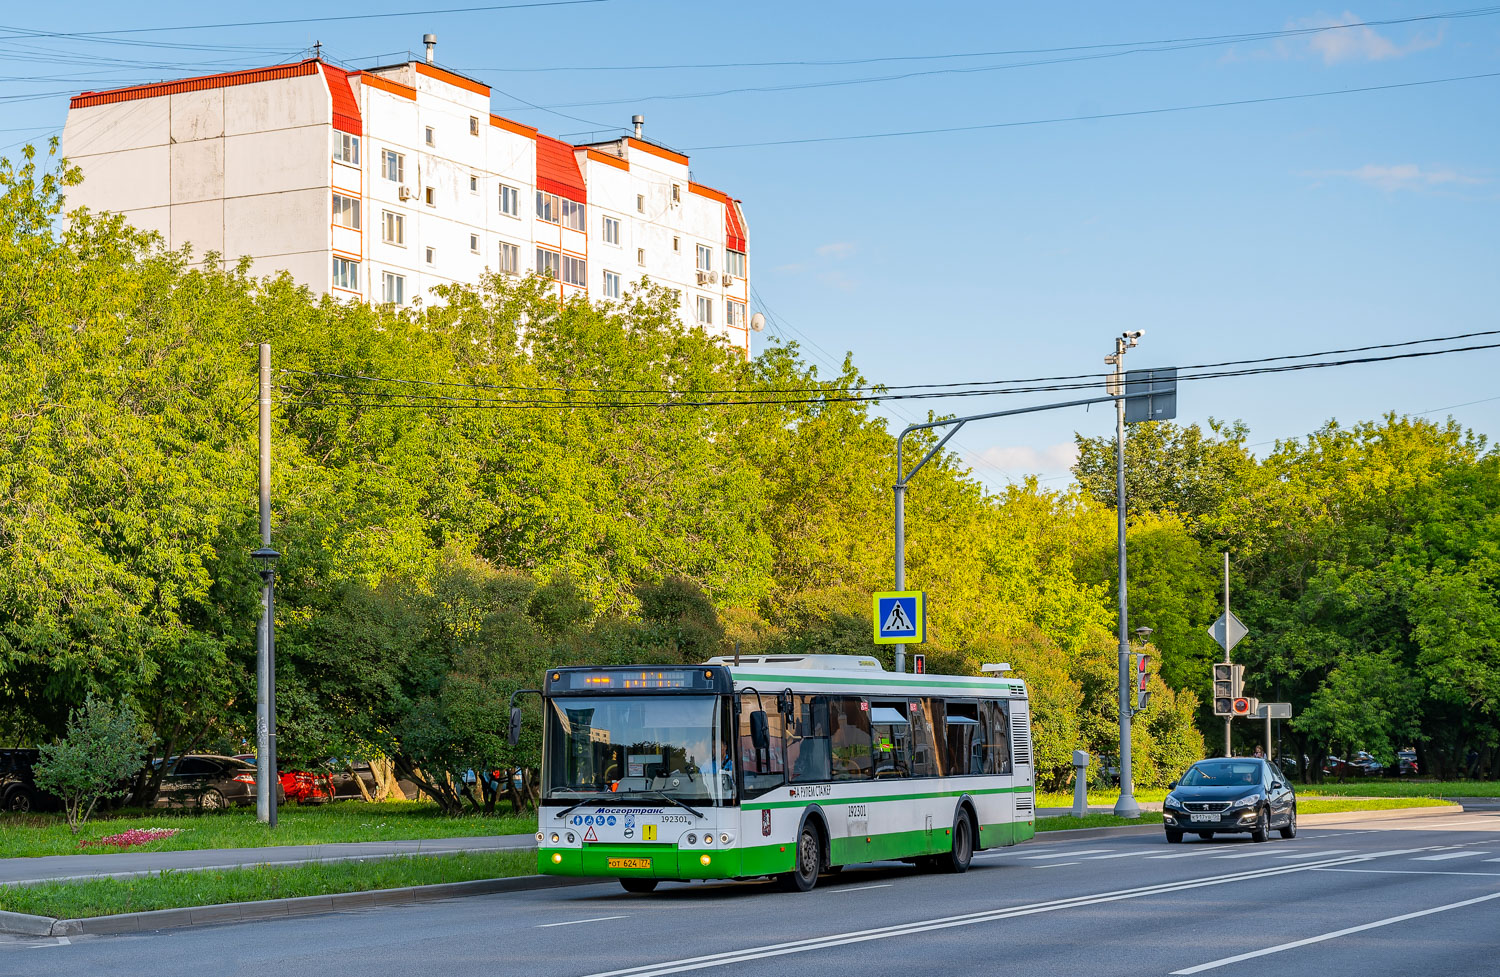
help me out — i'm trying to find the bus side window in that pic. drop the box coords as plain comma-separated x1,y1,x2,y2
788,695,831,783
829,697,872,781
737,700,786,798
910,698,942,777
870,702,911,779
980,700,1011,775
945,702,979,774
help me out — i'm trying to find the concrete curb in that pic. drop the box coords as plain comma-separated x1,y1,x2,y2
0,873,598,937
1034,802,1466,840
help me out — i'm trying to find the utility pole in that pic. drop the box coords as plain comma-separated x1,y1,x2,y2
1107,331,1143,819
256,344,277,827
1223,552,1232,758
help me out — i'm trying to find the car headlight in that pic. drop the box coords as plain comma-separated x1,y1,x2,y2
1163,795,1183,810
1229,796,1258,810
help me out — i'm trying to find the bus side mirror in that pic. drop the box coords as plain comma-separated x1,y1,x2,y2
750,711,770,751
508,706,523,747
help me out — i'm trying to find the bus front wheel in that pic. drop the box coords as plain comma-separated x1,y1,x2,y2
779,822,822,892
619,878,658,894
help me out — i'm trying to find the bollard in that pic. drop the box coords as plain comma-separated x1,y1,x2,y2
1071,750,1090,818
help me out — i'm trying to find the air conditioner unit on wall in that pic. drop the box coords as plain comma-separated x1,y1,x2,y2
696,271,710,285
721,275,733,288
398,186,412,201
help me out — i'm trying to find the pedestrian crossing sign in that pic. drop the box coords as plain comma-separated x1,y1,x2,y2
873,591,926,644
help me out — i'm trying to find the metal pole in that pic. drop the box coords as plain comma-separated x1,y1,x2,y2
893,480,906,675
1113,339,1140,819
256,344,276,826
1224,552,1232,758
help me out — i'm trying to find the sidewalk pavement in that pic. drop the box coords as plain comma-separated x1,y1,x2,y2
0,834,537,887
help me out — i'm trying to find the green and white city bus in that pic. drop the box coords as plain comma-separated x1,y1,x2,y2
526,654,1035,893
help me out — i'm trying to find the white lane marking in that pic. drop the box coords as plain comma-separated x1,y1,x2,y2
1146,849,1221,859
580,848,1440,977
1169,889,1500,974
1313,868,1500,878
1411,850,1491,861
1275,850,1354,859
538,915,631,928
1031,862,1080,869
1079,851,1152,860
1022,849,1107,860
1212,850,1284,859
832,884,894,893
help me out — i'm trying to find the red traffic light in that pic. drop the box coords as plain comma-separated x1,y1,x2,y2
1231,697,1253,716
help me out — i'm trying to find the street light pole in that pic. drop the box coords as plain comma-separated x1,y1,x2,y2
255,343,279,827
1108,331,1143,819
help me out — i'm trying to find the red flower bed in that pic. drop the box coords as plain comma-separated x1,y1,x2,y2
78,827,181,849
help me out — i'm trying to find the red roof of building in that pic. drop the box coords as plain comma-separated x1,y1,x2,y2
70,60,321,109
726,200,748,253
321,63,362,136
536,135,586,201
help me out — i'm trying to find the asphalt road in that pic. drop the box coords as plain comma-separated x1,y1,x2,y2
5,811,1499,977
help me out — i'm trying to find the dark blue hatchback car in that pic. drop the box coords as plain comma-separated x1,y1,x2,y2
1161,757,1296,843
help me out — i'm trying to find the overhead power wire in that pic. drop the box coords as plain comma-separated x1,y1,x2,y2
278,328,1500,399
275,339,1500,411
685,71,1500,151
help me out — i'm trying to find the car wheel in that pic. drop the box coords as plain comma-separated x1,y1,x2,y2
1197,832,1214,840
1250,808,1269,843
1165,829,1183,844
779,822,822,892
945,811,974,874
5,787,37,813
619,878,658,894
199,788,226,811
1279,806,1297,839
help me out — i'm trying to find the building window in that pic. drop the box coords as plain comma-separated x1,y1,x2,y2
696,296,713,324
562,254,586,287
470,234,480,254
637,247,645,266
696,244,713,272
636,193,644,213
499,241,520,275
425,246,435,265
499,184,520,217
561,198,585,232
333,132,359,165
535,248,561,279
469,116,480,136
728,300,746,328
425,126,435,146
382,149,403,183
602,215,620,245
671,183,681,204
726,249,747,278
382,210,404,246
603,270,621,298
425,187,435,207
672,236,680,252
536,190,558,223
332,257,359,291
331,192,360,230
469,174,479,193
382,271,405,305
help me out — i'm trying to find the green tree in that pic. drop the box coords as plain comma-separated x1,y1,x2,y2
32,696,146,832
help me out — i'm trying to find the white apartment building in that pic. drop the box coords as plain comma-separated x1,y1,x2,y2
61,52,753,353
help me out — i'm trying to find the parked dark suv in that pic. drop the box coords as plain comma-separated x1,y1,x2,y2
1161,758,1297,843
1,748,60,813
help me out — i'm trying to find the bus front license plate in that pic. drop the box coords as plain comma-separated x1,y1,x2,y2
608,858,652,869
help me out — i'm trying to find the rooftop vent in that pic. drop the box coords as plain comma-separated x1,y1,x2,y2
632,114,644,139
423,33,437,64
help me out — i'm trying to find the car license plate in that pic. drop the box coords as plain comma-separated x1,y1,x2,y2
1189,813,1217,823
607,858,651,869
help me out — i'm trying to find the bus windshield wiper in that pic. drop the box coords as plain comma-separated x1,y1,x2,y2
635,789,705,819
554,793,618,819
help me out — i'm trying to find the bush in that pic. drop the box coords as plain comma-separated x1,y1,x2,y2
32,696,146,833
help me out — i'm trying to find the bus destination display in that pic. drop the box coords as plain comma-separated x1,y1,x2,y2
547,668,721,693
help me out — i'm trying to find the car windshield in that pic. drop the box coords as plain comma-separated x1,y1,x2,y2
543,695,731,805
1179,761,1261,787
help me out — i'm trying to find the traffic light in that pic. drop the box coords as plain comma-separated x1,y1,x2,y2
1231,697,1259,717
1212,663,1244,716
913,654,926,674
1136,654,1150,710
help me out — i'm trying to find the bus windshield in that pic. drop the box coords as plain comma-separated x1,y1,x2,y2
543,695,732,805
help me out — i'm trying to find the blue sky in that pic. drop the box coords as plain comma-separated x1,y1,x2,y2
4,2,1498,491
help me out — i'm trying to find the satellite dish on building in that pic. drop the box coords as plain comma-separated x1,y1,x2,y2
750,312,766,333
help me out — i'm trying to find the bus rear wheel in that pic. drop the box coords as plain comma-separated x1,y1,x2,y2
945,812,974,873
779,822,822,892
619,878,658,894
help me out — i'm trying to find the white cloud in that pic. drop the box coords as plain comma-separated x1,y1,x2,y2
973,441,1080,474
1326,163,1485,192
1297,11,1441,63
816,241,856,259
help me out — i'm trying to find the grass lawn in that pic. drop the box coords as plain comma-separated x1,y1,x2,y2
1037,812,1164,831
1298,796,1453,814
1287,780,1500,798
0,801,539,859
0,850,535,919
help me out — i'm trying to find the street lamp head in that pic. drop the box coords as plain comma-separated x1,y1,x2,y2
1134,625,1153,638
251,546,281,577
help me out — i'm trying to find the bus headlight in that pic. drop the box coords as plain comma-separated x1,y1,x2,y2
687,833,697,845
566,832,576,843
536,832,545,842
550,833,560,843
720,833,731,845
704,834,713,845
